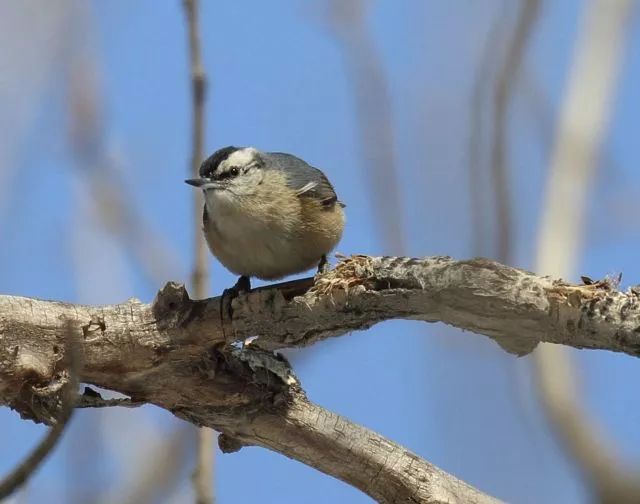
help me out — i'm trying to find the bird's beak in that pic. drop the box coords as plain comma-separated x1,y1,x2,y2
185,177,223,190
185,178,206,187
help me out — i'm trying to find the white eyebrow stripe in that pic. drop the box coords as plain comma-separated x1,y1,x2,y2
225,147,258,168
295,181,318,196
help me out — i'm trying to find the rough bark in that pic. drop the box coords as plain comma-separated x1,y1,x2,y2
1,329,497,502
2,254,638,502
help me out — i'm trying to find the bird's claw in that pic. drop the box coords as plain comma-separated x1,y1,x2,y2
317,255,330,275
221,276,251,321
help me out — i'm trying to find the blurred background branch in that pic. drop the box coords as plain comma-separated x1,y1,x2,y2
491,0,541,263
468,2,504,258
62,5,191,503
533,0,639,501
0,0,71,221
114,426,194,504
66,54,182,288
323,0,406,254
182,0,215,502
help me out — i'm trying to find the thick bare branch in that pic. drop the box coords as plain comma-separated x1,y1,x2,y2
1,255,639,394
224,377,499,504
0,319,498,503
4,254,640,501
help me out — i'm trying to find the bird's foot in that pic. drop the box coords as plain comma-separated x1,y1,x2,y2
221,276,251,321
317,255,330,275
233,275,252,294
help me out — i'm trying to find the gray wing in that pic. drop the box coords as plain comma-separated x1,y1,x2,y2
265,152,341,207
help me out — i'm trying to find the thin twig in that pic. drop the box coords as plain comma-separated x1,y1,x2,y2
491,0,541,263
182,0,213,502
0,322,81,499
533,0,638,501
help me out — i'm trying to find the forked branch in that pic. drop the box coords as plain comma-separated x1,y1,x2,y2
2,254,639,501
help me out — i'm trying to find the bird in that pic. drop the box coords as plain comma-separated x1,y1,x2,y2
185,146,345,292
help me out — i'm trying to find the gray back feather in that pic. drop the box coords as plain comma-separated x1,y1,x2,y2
265,152,341,207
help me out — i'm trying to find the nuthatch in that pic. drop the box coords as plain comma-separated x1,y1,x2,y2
185,146,345,291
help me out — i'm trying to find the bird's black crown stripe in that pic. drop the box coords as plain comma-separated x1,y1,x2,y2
199,146,240,178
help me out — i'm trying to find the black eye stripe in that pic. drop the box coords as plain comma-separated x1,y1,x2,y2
214,166,241,180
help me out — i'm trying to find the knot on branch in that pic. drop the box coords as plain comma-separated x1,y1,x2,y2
27,372,73,426
5,321,82,425
154,282,189,310
14,350,52,385
152,282,190,324
11,361,71,426
218,433,244,453
81,314,106,341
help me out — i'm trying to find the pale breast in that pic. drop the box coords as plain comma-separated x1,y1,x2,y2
203,181,345,280
204,215,295,279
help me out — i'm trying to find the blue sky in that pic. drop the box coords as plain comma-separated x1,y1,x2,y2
1,1,640,502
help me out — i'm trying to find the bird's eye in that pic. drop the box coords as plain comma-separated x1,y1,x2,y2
229,167,239,177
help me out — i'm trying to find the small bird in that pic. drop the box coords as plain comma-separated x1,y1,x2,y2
185,146,345,292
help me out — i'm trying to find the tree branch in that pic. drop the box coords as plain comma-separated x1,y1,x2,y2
237,255,640,357
3,254,639,501
223,373,499,504
0,322,498,503
0,322,81,499
1,255,639,389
